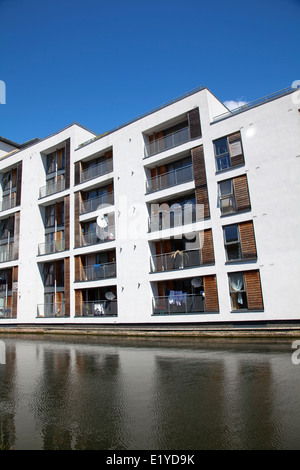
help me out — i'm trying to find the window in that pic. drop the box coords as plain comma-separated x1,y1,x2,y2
214,132,244,172
46,152,56,174
224,224,241,260
218,180,236,214
45,205,55,228
228,272,248,310
214,137,231,171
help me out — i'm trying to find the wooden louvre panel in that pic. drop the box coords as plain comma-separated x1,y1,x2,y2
14,212,20,259
233,175,251,212
57,148,64,170
244,270,264,310
56,201,64,226
155,241,162,272
65,138,70,189
239,221,257,259
192,145,210,219
16,162,22,206
201,229,215,265
64,195,70,250
203,275,219,312
74,191,81,247
64,257,70,317
228,131,244,168
74,255,83,282
74,161,81,185
187,108,202,139
11,266,18,319
75,290,83,316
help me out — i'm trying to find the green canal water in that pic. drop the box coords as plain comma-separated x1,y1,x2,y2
0,334,300,450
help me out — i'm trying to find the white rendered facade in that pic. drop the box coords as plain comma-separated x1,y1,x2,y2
0,85,299,325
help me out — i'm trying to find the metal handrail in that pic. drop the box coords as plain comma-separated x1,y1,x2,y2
80,191,114,215
38,238,65,255
0,195,17,212
148,204,199,232
80,159,113,183
39,177,65,198
81,300,118,317
144,126,190,158
213,86,296,122
78,261,116,281
152,294,205,315
80,226,115,247
37,303,65,318
146,164,193,193
150,248,201,273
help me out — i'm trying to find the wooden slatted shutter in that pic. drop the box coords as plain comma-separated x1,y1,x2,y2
203,275,219,312
239,221,257,259
75,290,82,316
74,191,81,247
192,145,210,219
201,229,215,265
16,162,22,206
65,138,70,189
64,257,70,317
188,108,202,139
74,255,81,282
11,266,18,319
14,212,20,259
64,195,70,250
228,131,244,167
233,175,251,212
244,270,264,310
74,161,81,185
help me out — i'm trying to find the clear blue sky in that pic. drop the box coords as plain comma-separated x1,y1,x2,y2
0,0,299,144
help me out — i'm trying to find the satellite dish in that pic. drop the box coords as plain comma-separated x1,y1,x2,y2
191,277,202,287
105,292,115,301
97,215,108,228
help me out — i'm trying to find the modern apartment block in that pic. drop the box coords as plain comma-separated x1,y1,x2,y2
0,85,299,325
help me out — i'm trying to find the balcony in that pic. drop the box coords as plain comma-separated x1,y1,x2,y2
0,195,17,212
79,300,118,317
77,261,116,282
0,243,18,263
80,191,114,215
80,159,113,183
150,248,201,273
79,226,115,247
146,164,194,193
39,177,65,199
144,126,190,158
37,303,65,318
38,238,65,256
152,294,205,315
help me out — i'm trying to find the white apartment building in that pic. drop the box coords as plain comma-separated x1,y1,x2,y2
0,85,299,325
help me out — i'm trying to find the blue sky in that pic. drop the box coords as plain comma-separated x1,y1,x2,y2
0,0,299,144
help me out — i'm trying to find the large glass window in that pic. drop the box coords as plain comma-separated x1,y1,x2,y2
224,224,241,260
218,180,236,215
214,137,231,171
228,272,248,310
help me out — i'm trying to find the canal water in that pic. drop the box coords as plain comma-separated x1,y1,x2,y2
0,334,300,450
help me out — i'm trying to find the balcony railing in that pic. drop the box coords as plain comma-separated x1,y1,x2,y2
80,159,113,183
0,195,17,212
144,126,190,158
146,164,194,193
0,243,18,263
79,300,118,317
152,294,205,315
150,248,201,273
38,238,65,256
148,204,199,232
39,177,65,199
77,262,116,282
80,191,114,215
37,303,65,318
79,226,115,247
0,305,12,319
